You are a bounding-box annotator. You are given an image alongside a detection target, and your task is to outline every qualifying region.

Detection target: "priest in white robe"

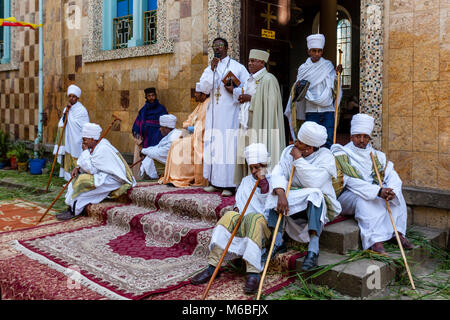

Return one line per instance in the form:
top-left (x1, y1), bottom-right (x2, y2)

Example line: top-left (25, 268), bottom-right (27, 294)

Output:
top-left (191, 143), bottom-right (273, 294)
top-left (53, 84), bottom-right (90, 181)
top-left (330, 114), bottom-right (413, 253)
top-left (201, 37), bottom-right (249, 196)
top-left (56, 123), bottom-right (136, 220)
top-left (233, 49), bottom-right (286, 185)
top-left (265, 121), bottom-right (341, 271)
top-left (140, 114), bottom-right (182, 179)
top-left (284, 34), bottom-right (342, 148)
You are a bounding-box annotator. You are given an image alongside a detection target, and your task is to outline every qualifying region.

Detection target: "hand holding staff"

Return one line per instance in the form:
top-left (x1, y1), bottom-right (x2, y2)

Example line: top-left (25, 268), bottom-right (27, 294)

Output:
top-left (256, 165), bottom-right (295, 300)
top-left (370, 152), bottom-right (415, 290)
top-left (37, 116), bottom-right (122, 224)
top-left (46, 106), bottom-right (71, 192)
top-left (202, 178), bottom-right (260, 300)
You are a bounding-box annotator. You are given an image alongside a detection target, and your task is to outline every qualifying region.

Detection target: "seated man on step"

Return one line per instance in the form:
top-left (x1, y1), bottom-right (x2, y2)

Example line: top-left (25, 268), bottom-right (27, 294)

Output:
top-left (190, 143), bottom-right (273, 295)
top-left (139, 114), bottom-right (182, 180)
top-left (330, 113), bottom-right (413, 254)
top-left (264, 121), bottom-right (342, 271)
top-left (56, 123), bottom-right (136, 221)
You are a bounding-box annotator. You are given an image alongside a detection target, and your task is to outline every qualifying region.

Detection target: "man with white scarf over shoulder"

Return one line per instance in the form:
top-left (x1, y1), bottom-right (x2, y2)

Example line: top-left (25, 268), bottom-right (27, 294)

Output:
top-left (331, 114), bottom-right (413, 254)
top-left (284, 34), bottom-right (342, 148)
top-left (190, 143), bottom-right (273, 295)
top-left (56, 123), bottom-right (136, 221)
top-left (54, 84), bottom-right (90, 181)
top-left (265, 121), bottom-right (341, 271)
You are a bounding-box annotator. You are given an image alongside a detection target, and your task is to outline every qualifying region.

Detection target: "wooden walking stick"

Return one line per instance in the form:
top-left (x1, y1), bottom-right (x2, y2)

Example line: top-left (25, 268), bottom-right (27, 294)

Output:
top-left (202, 178), bottom-right (260, 300)
top-left (333, 48), bottom-right (343, 145)
top-left (370, 152), bottom-right (415, 290)
top-left (256, 166), bottom-right (295, 300)
top-left (45, 107), bottom-right (70, 193)
top-left (37, 115), bottom-right (122, 224)
top-left (130, 156), bottom-right (145, 169)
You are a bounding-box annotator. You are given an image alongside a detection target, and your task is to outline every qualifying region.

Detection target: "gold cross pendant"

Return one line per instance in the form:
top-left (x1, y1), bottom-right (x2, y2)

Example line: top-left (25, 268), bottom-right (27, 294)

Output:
top-left (215, 88), bottom-right (221, 103)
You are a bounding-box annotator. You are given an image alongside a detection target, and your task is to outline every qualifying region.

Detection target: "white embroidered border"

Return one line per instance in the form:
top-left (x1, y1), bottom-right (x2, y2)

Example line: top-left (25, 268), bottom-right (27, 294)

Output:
top-left (10, 240), bottom-right (130, 300)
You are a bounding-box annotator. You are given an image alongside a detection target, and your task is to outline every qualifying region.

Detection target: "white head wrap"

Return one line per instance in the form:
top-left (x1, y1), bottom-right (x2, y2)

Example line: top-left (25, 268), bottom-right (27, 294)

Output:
top-left (249, 49), bottom-right (270, 63)
top-left (82, 123), bottom-right (102, 140)
top-left (159, 114), bottom-right (177, 129)
top-left (244, 143), bottom-right (269, 165)
top-left (307, 34), bottom-right (325, 50)
top-left (195, 82), bottom-right (209, 95)
top-left (67, 84), bottom-right (81, 98)
top-left (350, 113), bottom-right (375, 137)
top-left (297, 121), bottom-right (328, 147)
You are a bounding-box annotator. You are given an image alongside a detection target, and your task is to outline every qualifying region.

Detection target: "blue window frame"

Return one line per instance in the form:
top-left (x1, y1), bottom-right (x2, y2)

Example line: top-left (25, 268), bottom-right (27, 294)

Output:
top-left (103, 0), bottom-right (158, 51)
top-left (0, 0), bottom-right (11, 64)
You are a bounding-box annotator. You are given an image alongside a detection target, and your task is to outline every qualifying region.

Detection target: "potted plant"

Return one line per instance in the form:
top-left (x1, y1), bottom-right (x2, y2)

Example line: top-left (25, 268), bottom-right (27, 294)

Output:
top-left (0, 130), bottom-right (10, 169)
top-left (7, 142), bottom-right (30, 172)
top-left (29, 143), bottom-right (47, 175)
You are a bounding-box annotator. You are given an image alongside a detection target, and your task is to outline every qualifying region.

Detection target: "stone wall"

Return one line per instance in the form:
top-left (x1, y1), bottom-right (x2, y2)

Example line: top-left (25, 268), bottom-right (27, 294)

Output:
top-left (383, 0), bottom-right (449, 191)
top-left (42, 0), bottom-right (209, 154)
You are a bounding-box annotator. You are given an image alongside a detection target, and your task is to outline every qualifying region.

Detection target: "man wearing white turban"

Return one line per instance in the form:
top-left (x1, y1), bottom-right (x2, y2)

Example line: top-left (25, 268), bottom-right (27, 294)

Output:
top-left (264, 121), bottom-right (342, 270)
top-left (331, 113), bottom-right (413, 253)
top-left (191, 143), bottom-right (273, 294)
top-left (139, 114), bottom-right (182, 179)
top-left (233, 49), bottom-right (286, 185)
top-left (53, 84), bottom-right (90, 181)
top-left (56, 123), bottom-right (136, 220)
top-left (159, 83), bottom-right (210, 187)
top-left (284, 33), bottom-right (343, 148)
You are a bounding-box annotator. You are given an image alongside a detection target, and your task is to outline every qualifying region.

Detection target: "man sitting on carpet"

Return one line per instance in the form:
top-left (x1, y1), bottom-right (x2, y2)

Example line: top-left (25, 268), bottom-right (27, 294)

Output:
top-left (330, 113), bottom-right (413, 253)
top-left (190, 143), bottom-right (273, 294)
top-left (264, 121), bottom-right (341, 271)
top-left (56, 123), bottom-right (136, 221)
top-left (139, 114), bottom-right (182, 179)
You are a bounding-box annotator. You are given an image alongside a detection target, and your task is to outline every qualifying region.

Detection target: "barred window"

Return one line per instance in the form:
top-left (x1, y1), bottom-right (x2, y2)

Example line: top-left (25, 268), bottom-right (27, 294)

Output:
top-left (337, 18), bottom-right (351, 88)
top-left (113, 0), bottom-right (133, 49)
top-left (144, 9), bottom-right (157, 45)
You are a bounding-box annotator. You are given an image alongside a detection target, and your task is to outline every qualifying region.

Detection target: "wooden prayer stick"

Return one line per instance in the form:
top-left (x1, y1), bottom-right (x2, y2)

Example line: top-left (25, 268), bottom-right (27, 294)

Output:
top-left (202, 178), bottom-right (260, 300)
top-left (46, 108), bottom-right (70, 193)
top-left (256, 166), bottom-right (295, 300)
top-left (38, 176), bottom-right (74, 223)
top-left (37, 116), bottom-right (122, 224)
top-left (333, 49), bottom-right (343, 145)
top-left (370, 152), bottom-right (416, 290)
top-left (130, 156), bottom-right (144, 169)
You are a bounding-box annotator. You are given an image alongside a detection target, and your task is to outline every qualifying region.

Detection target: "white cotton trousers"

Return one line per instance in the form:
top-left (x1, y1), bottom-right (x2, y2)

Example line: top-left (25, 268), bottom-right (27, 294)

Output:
top-left (65, 175), bottom-right (123, 216)
top-left (338, 190), bottom-right (407, 250)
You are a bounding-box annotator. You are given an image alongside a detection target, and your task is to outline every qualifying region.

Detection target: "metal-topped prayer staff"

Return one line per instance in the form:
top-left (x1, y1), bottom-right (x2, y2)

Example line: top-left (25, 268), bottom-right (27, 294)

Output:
top-left (201, 178), bottom-right (260, 300)
top-left (37, 116), bottom-right (122, 224)
top-left (333, 48), bottom-right (343, 145)
top-left (256, 165), bottom-right (295, 300)
top-left (370, 152), bottom-right (415, 290)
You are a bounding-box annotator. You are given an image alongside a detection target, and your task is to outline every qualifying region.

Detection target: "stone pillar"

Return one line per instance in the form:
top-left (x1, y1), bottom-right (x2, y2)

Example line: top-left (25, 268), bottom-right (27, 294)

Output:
top-left (320, 0), bottom-right (337, 64)
top-left (359, 0), bottom-right (384, 149)
top-left (208, 0), bottom-right (241, 60)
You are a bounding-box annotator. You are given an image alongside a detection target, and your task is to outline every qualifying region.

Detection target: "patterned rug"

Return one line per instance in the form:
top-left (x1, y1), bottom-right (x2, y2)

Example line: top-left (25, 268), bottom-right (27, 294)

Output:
top-left (1, 183), bottom-right (306, 300)
top-left (0, 199), bottom-right (57, 232)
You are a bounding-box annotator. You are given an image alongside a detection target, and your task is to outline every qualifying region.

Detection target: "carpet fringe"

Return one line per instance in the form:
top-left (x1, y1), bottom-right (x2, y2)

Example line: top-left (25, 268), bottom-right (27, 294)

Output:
top-left (10, 240), bottom-right (130, 300)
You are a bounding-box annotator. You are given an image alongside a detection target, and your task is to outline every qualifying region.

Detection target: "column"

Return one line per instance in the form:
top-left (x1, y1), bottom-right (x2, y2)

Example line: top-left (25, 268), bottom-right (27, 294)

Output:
top-left (320, 0), bottom-right (337, 64)
top-left (128, 0), bottom-right (145, 47)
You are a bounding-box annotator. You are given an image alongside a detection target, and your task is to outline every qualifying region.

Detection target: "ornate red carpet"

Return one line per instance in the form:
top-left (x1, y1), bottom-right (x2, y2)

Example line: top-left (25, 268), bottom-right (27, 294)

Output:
top-left (0, 184), bottom-right (306, 300)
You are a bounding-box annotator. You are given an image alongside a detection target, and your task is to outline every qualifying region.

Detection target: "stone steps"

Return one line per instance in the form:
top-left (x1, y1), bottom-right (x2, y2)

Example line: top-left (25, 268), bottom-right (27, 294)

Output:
top-left (319, 218), bottom-right (361, 254)
top-left (295, 225), bottom-right (446, 298)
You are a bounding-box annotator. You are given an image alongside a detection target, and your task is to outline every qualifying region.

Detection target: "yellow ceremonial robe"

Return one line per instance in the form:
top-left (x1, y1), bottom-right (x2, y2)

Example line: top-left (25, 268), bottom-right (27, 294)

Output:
top-left (159, 98), bottom-right (209, 187)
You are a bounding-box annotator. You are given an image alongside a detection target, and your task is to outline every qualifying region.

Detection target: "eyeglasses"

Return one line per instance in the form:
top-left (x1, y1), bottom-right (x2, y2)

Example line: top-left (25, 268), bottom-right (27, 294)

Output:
top-left (212, 43), bottom-right (225, 49)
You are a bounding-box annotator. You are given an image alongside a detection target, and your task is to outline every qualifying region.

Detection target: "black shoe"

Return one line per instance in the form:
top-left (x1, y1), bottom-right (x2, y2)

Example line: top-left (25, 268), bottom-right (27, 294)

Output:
top-left (243, 273), bottom-right (261, 295)
top-left (56, 210), bottom-right (75, 221)
top-left (261, 242), bottom-right (287, 265)
top-left (301, 251), bottom-right (319, 271)
top-left (190, 265), bottom-right (218, 285)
